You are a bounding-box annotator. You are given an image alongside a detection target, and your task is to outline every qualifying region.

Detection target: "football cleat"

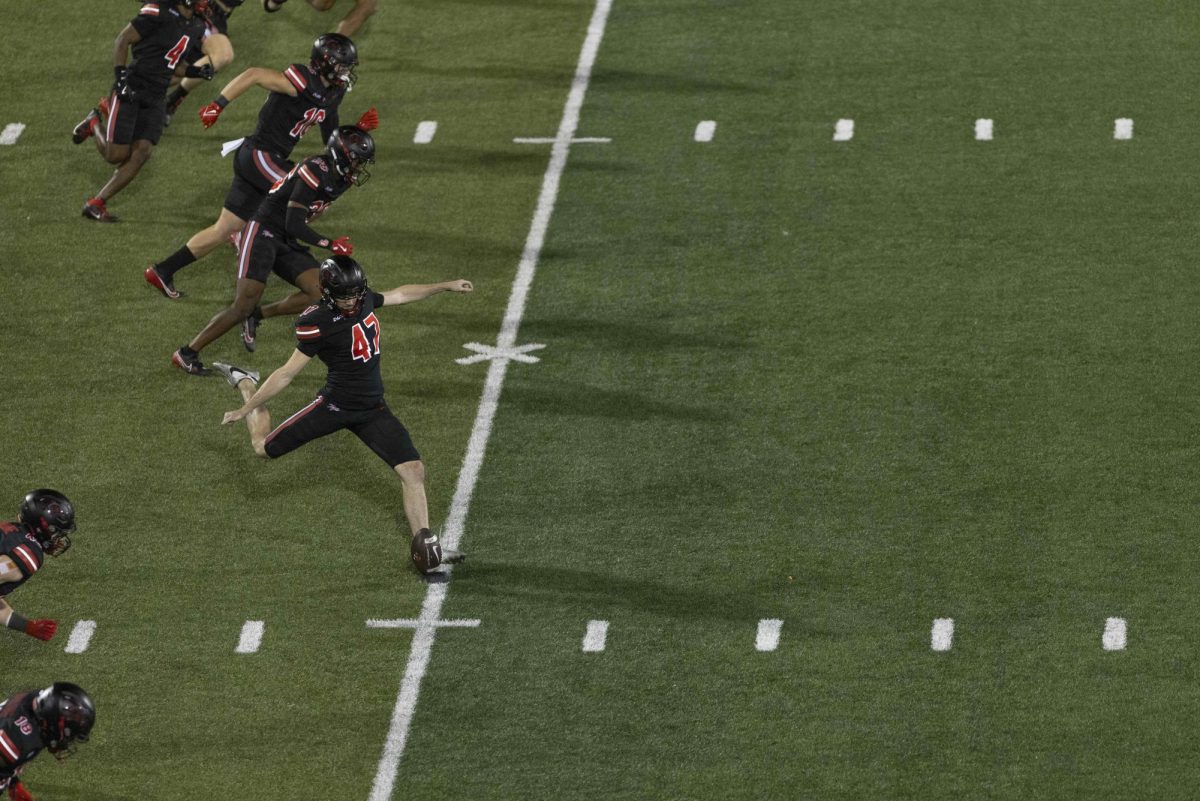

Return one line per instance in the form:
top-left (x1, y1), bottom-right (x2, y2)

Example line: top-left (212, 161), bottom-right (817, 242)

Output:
top-left (71, 110), bottom-right (99, 145)
top-left (81, 198), bottom-right (118, 223)
top-left (241, 316), bottom-right (257, 352)
top-left (212, 362), bottom-right (260, 387)
top-left (171, 348), bottom-right (212, 376)
top-left (144, 265), bottom-right (184, 299)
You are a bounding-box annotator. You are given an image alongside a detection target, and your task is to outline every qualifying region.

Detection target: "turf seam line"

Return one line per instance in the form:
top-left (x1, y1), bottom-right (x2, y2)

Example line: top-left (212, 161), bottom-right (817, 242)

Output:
top-left (513, 136), bottom-right (611, 144)
top-left (366, 2), bottom-right (613, 799)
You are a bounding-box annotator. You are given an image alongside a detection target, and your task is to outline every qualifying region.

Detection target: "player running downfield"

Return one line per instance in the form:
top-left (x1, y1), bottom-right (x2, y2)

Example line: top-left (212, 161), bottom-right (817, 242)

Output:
top-left (171, 125), bottom-right (374, 375)
top-left (164, 0), bottom-right (245, 126)
top-left (0, 683), bottom-right (95, 801)
top-left (145, 33), bottom-right (375, 300)
top-left (0, 490), bottom-right (78, 644)
top-left (262, 0), bottom-right (377, 38)
top-left (71, 0), bottom-right (214, 223)
top-left (218, 256), bottom-right (473, 574)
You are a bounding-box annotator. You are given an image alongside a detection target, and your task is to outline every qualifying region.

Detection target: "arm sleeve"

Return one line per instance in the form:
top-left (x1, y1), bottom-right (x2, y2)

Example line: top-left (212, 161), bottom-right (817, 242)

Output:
top-left (283, 179), bottom-right (331, 247)
top-left (319, 105), bottom-right (341, 143)
top-left (370, 291), bottom-right (385, 308)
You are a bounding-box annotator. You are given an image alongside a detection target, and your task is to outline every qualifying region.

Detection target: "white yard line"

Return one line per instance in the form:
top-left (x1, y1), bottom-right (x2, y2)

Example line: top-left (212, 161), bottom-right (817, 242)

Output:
top-left (64, 620), bottom-right (96, 654)
top-left (514, 136), bottom-right (611, 144)
top-left (413, 121), bottom-right (438, 144)
top-left (975, 118), bottom-right (993, 141)
top-left (366, 618), bottom-right (481, 628)
top-left (367, 3), bottom-right (613, 799)
top-left (755, 619), bottom-right (782, 652)
top-left (235, 620), bottom-right (265, 653)
top-left (1102, 617), bottom-right (1127, 651)
top-left (694, 120), bottom-right (716, 142)
top-left (833, 118), bottom-right (854, 141)
top-left (1114, 118), bottom-right (1133, 140)
top-left (0, 123), bottom-right (25, 146)
top-left (931, 618), bottom-right (954, 651)
top-left (582, 620), bottom-right (609, 652)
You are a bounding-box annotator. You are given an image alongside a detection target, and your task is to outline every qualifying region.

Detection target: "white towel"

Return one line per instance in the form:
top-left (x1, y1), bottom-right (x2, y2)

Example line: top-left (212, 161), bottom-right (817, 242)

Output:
top-left (221, 137), bottom-right (245, 157)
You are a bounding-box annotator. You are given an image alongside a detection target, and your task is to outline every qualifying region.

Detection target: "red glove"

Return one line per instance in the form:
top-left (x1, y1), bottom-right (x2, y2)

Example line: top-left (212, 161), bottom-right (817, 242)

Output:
top-left (355, 107), bottom-right (379, 132)
top-left (330, 236), bottom-right (353, 256)
top-left (24, 619), bottom-right (57, 642)
top-left (9, 780), bottom-right (34, 801)
top-left (199, 102), bottom-right (223, 129)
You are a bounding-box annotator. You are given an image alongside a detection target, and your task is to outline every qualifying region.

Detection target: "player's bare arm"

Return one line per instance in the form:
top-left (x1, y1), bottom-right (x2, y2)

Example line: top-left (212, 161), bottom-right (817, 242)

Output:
top-left (0, 557), bottom-right (20, 586)
top-left (381, 280), bottom-right (473, 306)
top-left (219, 67), bottom-right (299, 103)
top-left (112, 24), bottom-right (142, 68)
top-left (222, 349), bottom-right (312, 423)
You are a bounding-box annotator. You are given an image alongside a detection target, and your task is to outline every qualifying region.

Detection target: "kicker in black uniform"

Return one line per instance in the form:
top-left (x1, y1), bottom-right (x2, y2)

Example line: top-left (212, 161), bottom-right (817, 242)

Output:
top-left (0, 491), bottom-right (77, 643)
top-left (218, 256), bottom-right (473, 574)
top-left (0, 683), bottom-right (95, 801)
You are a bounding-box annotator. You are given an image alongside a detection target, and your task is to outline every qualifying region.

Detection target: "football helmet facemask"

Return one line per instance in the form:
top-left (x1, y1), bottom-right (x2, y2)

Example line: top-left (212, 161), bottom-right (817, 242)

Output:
top-left (179, 0), bottom-right (211, 17)
top-left (311, 33), bottom-right (358, 90)
top-left (34, 682), bottom-right (95, 760)
top-left (326, 125), bottom-right (375, 186)
top-left (319, 255), bottom-right (368, 316)
top-left (19, 489), bottom-right (75, 557)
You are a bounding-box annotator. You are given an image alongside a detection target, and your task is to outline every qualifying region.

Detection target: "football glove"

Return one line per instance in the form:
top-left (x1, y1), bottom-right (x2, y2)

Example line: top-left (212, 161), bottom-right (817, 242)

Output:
top-left (9, 780), bottom-right (33, 801)
top-left (112, 66), bottom-right (138, 102)
top-left (330, 236), bottom-right (354, 256)
top-left (355, 107), bottom-right (379, 132)
top-left (199, 102), bottom-right (223, 128)
top-left (25, 619), bottom-right (57, 642)
top-left (185, 63), bottom-right (216, 81)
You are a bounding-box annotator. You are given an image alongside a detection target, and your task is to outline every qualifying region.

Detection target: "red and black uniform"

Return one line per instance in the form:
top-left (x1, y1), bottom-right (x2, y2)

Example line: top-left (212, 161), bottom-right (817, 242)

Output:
top-left (223, 63), bottom-right (346, 220)
top-left (0, 693), bottom-right (44, 792)
top-left (235, 154), bottom-right (351, 286)
top-left (0, 523), bottom-right (43, 598)
top-left (107, 1), bottom-right (209, 146)
top-left (265, 292), bottom-right (422, 467)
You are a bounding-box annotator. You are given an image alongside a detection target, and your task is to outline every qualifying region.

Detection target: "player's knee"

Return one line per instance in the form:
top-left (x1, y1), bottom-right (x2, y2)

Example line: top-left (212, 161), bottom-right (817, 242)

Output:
top-left (131, 143), bottom-right (155, 165)
top-left (253, 440), bottom-right (270, 458)
top-left (104, 145), bottom-right (128, 165)
top-left (232, 296), bottom-right (258, 318)
top-left (395, 459), bottom-right (425, 485)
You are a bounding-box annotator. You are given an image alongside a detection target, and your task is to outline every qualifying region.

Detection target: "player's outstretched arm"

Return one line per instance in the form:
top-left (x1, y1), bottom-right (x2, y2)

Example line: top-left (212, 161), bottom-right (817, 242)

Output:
top-left (217, 67), bottom-right (298, 102)
top-left (222, 349), bottom-right (312, 424)
top-left (381, 280), bottom-right (473, 307)
top-left (0, 595), bottom-right (56, 642)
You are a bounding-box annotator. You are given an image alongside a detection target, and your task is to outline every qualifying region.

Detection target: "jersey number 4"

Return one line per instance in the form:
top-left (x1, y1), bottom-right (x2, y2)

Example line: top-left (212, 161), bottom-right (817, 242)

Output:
top-left (165, 35), bottom-right (191, 69)
top-left (351, 314), bottom-right (380, 363)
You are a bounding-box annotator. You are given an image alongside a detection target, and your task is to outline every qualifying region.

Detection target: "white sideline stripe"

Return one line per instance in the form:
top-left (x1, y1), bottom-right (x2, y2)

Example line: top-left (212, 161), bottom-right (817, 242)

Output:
top-left (0, 123), bottom-right (26, 145)
top-left (833, 118), bottom-right (854, 141)
top-left (1114, 118), bottom-right (1133, 140)
top-left (366, 618), bottom-right (481, 628)
top-left (1103, 617), bottom-right (1127, 651)
top-left (236, 620), bottom-right (265, 653)
top-left (413, 121), bottom-right (437, 144)
top-left (582, 620), bottom-right (609, 652)
top-left (755, 619), bottom-right (783, 652)
top-left (694, 120), bottom-right (716, 142)
top-left (931, 618), bottom-right (954, 651)
top-left (64, 620), bottom-right (96, 654)
top-left (975, 118), bottom-right (993, 141)
top-left (514, 136), bottom-right (611, 144)
top-left (367, 3), bottom-right (612, 800)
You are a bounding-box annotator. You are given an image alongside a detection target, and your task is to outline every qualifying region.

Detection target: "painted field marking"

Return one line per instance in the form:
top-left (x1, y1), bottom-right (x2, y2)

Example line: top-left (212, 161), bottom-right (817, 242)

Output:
top-left (0, 123), bottom-right (25, 146)
top-left (1114, 118), bottom-right (1133, 140)
top-left (455, 341), bottom-right (545, 365)
top-left (367, 3), bottom-right (613, 800)
top-left (833, 118), bottom-right (854, 141)
top-left (413, 121), bottom-right (437, 144)
top-left (64, 620), bottom-right (96, 654)
top-left (367, 618), bottom-right (481, 629)
top-left (236, 620), bottom-right (265, 653)
top-left (975, 118), bottom-right (993, 141)
top-left (694, 120), bottom-right (716, 142)
top-left (582, 620), bottom-right (609, 652)
top-left (1103, 617), bottom-right (1127, 651)
top-left (514, 137), bottom-right (611, 144)
top-left (755, 619), bottom-right (783, 652)
top-left (931, 618), bottom-right (954, 651)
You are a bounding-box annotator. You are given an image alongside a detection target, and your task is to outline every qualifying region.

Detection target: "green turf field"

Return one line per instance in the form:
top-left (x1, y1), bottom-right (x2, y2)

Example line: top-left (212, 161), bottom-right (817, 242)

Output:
top-left (2, 0), bottom-right (1199, 799)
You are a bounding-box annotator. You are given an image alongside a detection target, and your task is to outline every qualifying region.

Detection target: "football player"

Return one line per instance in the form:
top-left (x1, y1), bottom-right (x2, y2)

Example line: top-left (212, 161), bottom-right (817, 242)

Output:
top-left (0, 683), bottom-right (96, 801)
top-left (145, 33), bottom-right (376, 300)
top-left (262, 0), bottom-right (378, 38)
top-left (0, 491), bottom-right (77, 644)
top-left (164, 0), bottom-right (244, 126)
top-left (171, 125), bottom-right (374, 374)
top-left (71, 0), bottom-right (215, 223)
top-left (219, 256), bottom-right (473, 574)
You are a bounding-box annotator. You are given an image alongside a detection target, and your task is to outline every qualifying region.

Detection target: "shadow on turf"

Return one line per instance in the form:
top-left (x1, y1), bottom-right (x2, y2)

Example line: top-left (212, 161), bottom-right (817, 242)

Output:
top-left (30, 785), bottom-right (132, 801)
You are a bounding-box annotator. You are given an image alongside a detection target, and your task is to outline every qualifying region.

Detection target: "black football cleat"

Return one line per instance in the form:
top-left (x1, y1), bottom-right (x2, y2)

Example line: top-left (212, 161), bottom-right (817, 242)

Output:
top-left (71, 109), bottom-right (99, 144)
top-left (144, 265), bottom-right (184, 299)
top-left (81, 198), bottom-right (118, 223)
top-left (171, 348), bottom-right (212, 376)
top-left (241, 316), bottom-right (257, 352)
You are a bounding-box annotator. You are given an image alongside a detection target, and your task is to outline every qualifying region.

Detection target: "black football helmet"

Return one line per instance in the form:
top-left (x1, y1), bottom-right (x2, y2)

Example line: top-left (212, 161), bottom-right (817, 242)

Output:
top-left (19, 489), bottom-right (75, 557)
top-left (34, 683), bottom-right (95, 760)
top-left (311, 33), bottom-right (358, 90)
top-left (319, 255), bottom-right (369, 316)
top-left (326, 125), bottom-right (375, 186)
top-left (178, 0), bottom-right (211, 16)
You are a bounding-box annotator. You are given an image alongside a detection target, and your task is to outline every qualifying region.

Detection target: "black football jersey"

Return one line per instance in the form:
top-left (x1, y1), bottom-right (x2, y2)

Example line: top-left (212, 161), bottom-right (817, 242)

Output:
top-left (248, 63), bottom-right (345, 158)
top-left (295, 292), bottom-right (388, 410)
top-left (0, 523), bottom-right (43, 599)
top-left (128, 2), bottom-right (209, 93)
top-left (0, 693), bottom-right (44, 784)
top-left (253, 155), bottom-right (352, 241)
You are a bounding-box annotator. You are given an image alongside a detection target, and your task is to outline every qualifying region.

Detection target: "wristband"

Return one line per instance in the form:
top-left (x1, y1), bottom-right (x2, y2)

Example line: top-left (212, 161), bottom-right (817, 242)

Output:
top-left (114, 65), bottom-right (127, 81)
top-left (5, 613), bottom-right (28, 632)
top-left (216, 94), bottom-right (230, 109)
